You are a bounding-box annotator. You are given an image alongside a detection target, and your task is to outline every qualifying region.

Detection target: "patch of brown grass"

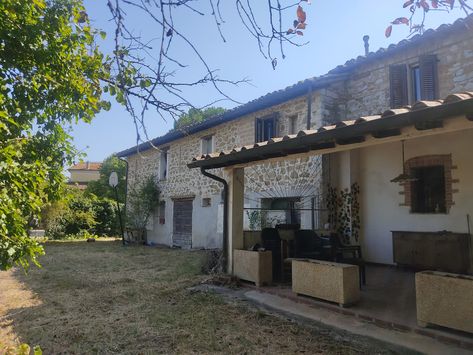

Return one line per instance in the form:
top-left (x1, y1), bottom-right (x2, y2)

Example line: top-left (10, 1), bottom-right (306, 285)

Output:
top-left (1, 241), bottom-right (399, 354)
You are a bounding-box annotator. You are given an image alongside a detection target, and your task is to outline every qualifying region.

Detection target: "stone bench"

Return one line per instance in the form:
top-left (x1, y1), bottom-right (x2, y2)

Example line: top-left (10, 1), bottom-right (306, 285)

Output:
top-left (233, 249), bottom-right (272, 287)
top-left (291, 259), bottom-right (360, 307)
top-left (416, 271), bottom-right (473, 334)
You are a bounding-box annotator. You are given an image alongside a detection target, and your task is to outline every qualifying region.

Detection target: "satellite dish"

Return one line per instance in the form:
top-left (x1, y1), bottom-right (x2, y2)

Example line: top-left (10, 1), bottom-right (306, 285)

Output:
top-left (109, 171), bottom-right (119, 188)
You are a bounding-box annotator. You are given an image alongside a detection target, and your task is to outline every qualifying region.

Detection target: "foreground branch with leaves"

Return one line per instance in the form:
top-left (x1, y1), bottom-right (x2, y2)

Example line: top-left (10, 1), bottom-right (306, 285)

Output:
top-left (386, 0), bottom-right (471, 37)
top-left (0, 0), bottom-right (108, 270)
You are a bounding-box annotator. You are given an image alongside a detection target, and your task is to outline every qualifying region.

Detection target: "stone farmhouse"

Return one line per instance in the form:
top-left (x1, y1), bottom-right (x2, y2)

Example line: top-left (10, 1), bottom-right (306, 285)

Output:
top-left (117, 16), bottom-right (473, 257)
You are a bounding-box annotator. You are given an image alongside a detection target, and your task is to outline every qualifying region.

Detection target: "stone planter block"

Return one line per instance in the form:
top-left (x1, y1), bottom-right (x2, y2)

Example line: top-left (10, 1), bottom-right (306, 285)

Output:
top-left (416, 271), bottom-right (473, 334)
top-left (292, 259), bottom-right (360, 307)
top-left (233, 250), bottom-right (272, 287)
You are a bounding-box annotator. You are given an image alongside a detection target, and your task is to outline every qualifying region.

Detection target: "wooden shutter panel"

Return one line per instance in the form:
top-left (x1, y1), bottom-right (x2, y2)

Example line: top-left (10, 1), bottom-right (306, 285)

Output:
top-left (419, 55), bottom-right (439, 100)
top-left (274, 114), bottom-right (280, 137)
top-left (255, 118), bottom-right (262, 142)
top-left (389, 64), bottom-right (408, 108)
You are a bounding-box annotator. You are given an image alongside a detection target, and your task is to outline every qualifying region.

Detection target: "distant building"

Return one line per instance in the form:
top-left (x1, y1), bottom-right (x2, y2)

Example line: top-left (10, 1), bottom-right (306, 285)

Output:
top-left (68, 161), bottom-right (102, 189)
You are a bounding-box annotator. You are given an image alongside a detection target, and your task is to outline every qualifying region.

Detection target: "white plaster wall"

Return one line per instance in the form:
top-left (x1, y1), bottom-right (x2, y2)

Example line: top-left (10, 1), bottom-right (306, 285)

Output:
top-left (149, 197), bottom-right (173, 246)
top-left (357, 129), bottom-right (473, 264)
top-left (192, 194), bottom-right (223, 249)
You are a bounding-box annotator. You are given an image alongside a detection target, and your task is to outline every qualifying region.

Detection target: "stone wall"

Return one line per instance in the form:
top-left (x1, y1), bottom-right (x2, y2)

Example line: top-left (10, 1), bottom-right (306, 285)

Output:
top-left (125, 94), bottom-right (325, 246)
top-left (127, 94), bottom-right (324, 199)
top-left (124, 23), bottom-right (473, 247)
top-left (329, 26), bottom-right (473, 120)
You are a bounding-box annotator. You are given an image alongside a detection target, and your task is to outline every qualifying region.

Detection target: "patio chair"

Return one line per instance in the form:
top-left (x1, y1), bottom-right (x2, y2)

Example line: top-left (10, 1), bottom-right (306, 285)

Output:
top-left (329, 233), bottom-right (366, 287)
top-left (293, 230), bottom-right (326, 260)
top-left (261, 228), bottom-right (282, 281)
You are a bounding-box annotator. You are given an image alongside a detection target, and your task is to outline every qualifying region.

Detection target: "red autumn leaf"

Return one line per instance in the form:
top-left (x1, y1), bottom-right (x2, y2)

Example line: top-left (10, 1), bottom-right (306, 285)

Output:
top-left (297, 22), bottom-right (307, 30)
top-left (392, 17), bottom-right (409, 25)
top-left (287, 28), bottom-right (294, 35)
top-left (431, 0), bottom-right (439, 8)
top-left (403, 0), bottom-right (414, 8)
top-left (296, 30), bottom-right (304, 36)
top-left (420, 0), bottom-right (430, 11)
top-left (385, 25), bottom-right (393, 38)
top-left (297, 6), bottom-right (306, 23)
top-left (446, 0), bottom-right (455, 9)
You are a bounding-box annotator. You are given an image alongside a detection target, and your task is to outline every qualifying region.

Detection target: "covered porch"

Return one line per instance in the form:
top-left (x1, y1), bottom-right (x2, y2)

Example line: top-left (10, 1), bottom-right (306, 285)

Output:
top-left (188, 92), bottom-right (473, 339)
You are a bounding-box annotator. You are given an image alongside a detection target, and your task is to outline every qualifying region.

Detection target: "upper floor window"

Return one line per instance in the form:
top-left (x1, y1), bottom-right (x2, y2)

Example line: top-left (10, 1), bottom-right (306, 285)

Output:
top-left (389, 55), bottom-right (439, 108)
top-left (201, 135), bottom-right (214, 155)
top-left (411, 66), bottom-right (422, 103)
top-left (255, 114), bottom-right (279, 143)
top-left (159, 147), bottom-right (169, 180)
top-left (289, 114), bottom-right (298, 135)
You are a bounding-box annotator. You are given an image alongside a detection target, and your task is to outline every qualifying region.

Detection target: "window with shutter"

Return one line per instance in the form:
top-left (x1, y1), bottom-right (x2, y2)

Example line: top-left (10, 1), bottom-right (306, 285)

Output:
top-left (201, 135), bottom-right (213, 155)
top-left (411, 66), bottom-right (422, 102)
top-left (255, 114), bottom-right (279, 143)
top-left (389, 64), bottom-right (408, 108)
top-left (419, 55), bottom-right (439, 100)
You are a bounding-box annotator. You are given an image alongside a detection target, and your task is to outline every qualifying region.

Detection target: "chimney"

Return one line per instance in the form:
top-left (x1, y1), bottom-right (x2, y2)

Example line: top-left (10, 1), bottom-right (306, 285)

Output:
top-left (363, 35), bottom-right (370, 56)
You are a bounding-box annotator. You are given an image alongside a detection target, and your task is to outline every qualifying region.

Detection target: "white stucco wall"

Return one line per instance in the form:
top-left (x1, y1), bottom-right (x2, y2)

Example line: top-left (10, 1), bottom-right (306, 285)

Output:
top-left (356, 129), bottom-right (473, 264)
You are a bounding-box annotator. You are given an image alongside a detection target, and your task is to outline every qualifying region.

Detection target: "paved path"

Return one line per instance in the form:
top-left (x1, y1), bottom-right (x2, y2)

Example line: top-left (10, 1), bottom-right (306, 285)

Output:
top-left (195, 284), bottom-right (473, 355)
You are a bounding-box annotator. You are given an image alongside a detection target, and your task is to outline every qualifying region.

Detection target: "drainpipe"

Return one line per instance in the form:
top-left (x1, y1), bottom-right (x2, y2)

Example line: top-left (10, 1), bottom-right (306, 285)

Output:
top-left (200, 167), bottom-right (228, 272)
top-left (118, 156), bottom-right (129, 242)
top-left (307, 85), bottom-right (313, 130)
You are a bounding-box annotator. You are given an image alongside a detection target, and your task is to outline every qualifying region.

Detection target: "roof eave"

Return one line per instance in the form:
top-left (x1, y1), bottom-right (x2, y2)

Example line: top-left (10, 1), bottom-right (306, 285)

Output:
top-left (188, 98), bottom-right (473, 170)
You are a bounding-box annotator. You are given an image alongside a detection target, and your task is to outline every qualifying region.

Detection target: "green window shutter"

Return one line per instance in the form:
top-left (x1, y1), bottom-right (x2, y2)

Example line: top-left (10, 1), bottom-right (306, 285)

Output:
top-left (419, 55), bottom-right (439, 101)
top-left (389, 64), bottom-right (408, 108)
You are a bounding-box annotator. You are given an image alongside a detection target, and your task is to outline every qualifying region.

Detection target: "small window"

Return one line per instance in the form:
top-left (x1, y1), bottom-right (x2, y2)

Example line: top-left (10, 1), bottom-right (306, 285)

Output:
top-left (289, 115), bottom-right (298, 135)
top-left (159, 201), bottom-right (166, 224)
top-left (410, 165), bottom-right (446, 213)
top-left (201, 135), bottom-right (213, 155)
top-left (411, 66), bottom-right (421, 103)
top-left (159, 148), bottom-right (169, 180)
top-left (202, 197), bottom-right (211, 207)
top-left (390, 55), bottom-right (438, 107)
top-left (255, 114), bottom-right (279, 143)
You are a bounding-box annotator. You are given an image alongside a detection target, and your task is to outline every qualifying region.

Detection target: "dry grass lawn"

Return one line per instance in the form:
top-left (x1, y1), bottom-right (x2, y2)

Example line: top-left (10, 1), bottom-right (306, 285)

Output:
top-left (1, 240), bottom-right (401, 354)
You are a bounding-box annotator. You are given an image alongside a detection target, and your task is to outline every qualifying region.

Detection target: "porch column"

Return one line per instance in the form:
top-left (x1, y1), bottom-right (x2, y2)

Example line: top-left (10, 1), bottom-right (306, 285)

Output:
top-left (225, 167), bottom-right (245, 273)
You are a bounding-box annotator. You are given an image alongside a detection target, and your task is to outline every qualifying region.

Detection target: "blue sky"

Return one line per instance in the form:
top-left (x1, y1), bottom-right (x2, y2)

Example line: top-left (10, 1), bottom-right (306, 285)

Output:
top-left (75, 1), bottom-right (463, 162)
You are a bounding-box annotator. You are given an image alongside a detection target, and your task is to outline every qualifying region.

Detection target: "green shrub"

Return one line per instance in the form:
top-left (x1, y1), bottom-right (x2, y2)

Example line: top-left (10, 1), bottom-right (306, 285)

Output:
top-left (127, 175), bottom-right (160, 230)
top-left (93, 198), bottom-right (122, 236)
top-left (44, 188), bottom-right (122, 239)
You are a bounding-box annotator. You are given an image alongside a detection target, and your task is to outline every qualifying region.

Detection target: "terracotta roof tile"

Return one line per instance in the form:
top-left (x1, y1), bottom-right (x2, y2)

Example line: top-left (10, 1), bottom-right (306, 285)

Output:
top-left (68, 161), bottom-right (102, 171)
top-left (189, 92), bottom-right (473, 167)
